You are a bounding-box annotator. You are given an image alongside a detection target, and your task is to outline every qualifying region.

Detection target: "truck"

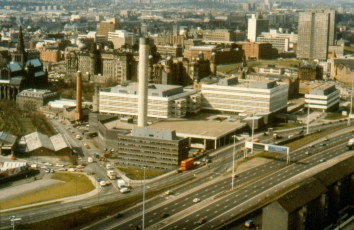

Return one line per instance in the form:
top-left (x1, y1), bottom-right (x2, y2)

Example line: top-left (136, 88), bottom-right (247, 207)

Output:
top-left (272, 133), bottom-right (282, 139)
top-left (107, 170), bottom-right (117, 179)
top-left (180, 158), bottom-right (194, 171)
top-left (346, 138), bottom-right (354, 150)
top-left (117, 179), bottom-right (126, 189)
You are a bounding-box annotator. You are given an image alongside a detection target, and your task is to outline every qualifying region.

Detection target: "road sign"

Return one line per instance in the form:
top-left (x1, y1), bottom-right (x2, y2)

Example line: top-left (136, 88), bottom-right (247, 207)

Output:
top-left (268, 145), bottom-right (288, 154)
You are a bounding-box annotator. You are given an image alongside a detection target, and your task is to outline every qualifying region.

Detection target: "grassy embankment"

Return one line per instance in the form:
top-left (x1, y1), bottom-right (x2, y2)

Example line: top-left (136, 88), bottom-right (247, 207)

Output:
top-left (0, 173), bottom-right (94, 209)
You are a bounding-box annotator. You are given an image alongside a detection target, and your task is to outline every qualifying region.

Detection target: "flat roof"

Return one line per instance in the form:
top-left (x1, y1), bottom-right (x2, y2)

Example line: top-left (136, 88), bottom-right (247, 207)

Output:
top-left (149, 114), bottom-right (247, 139)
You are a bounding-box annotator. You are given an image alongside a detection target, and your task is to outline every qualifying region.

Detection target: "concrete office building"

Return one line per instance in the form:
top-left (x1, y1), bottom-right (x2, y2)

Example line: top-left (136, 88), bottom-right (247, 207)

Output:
top-left (257, 37), bottom-right (289, 53)
top-left (297, 9), bottom-right (336, 60)
top-left (99, 83), bottom-right (201, 118)
top-left (115, 127), bottom-right (189, 170)
top-left (304, 83), bottom-right (340, 112)
top-left (247, 14), bottom-right (269, 42)
top-left (201, 77), bottom-right (288, 117)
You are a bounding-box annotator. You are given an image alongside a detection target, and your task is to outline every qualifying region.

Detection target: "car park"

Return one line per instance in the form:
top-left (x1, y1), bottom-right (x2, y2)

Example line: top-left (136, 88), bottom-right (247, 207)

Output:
top-left (193, 198), bottom-right (201, 203)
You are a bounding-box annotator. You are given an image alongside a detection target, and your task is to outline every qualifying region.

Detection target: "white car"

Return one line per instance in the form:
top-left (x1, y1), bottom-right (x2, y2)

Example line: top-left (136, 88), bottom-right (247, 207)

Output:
top-left (55, 164), bottom-right (65, 167)
top-left (193, 198), bottom-right (201, 203)
top-left (58, 168), bottom-right (67, 171)
top-left (165, 190), bottom-right (173, 195)
top-left (68, 168), bottom-right (76, 172)
top-left (100, 181), bottom-right (106, 187)
top-left (44, 163), bottom-right (53, 166)
top-left (77, 165), bottom-right (85, 169)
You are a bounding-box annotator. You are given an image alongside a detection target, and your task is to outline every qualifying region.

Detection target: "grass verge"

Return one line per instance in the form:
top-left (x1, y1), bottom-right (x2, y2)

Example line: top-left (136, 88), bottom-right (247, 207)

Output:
top-left (0, 173), bottom-right (94, 209)
top-left (7, 177), bottom-right (194, 230)
top-left (119, 167), bottom-right (166, 180)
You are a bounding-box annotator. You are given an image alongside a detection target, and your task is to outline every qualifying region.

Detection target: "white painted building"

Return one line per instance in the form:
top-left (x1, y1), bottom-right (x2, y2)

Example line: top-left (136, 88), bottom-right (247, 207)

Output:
top-left (304, 83), bottom-right (340, 112)
top-left (200, 77), bottom-right (288, 115)
top-left (99, 83), bottom-right (201, 118)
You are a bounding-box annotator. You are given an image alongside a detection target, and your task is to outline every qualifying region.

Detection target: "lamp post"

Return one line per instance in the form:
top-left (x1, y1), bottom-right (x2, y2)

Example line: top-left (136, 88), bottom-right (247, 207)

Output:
top-left (307, 102), bottom-right (310, 135)
top-left (9, 216), bottom-right (21, 230)
top-left (231, 135), bottom-right (236, 190)
top-left (251, 105), bottom-right (255, 156)
top-left (142, 166), bottom-right (147, 230)
top-left (348, 66), bottom-right (353, 126)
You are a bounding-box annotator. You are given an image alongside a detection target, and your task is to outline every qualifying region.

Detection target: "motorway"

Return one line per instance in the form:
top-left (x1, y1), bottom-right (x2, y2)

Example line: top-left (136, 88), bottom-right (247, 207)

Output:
top-left (0, 121), bottom-right (351, 229)
top-left (83, 124), bottom-right (353, 230)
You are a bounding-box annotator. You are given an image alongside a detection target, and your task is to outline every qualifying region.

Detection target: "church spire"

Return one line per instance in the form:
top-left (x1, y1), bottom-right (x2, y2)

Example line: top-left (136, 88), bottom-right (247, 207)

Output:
top-left (17, 26), bottom-right (26, 54)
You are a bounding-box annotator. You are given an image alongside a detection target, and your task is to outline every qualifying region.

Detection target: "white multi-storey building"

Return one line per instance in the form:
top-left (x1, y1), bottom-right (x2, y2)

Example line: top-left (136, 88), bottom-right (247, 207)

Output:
top-left (99, 83), bottom-right (201, 118)
top-left (200, 77), bottom-right (288, 115)
top-left (305, 83), bottom-right (340, 112)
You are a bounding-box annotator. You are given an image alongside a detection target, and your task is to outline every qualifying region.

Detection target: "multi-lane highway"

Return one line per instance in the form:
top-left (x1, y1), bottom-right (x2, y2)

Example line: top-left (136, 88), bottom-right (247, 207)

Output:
top-left (84, 126), bottom-right (354, 230)
top-left (0, 120), bottom-right (351, 229)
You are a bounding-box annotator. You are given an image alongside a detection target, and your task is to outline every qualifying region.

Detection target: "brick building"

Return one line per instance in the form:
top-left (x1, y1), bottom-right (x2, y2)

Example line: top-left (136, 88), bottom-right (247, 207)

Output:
top-left (39, 49), bottom-right (61, 63)
top-left (238, 42), bottom-right (273, 60)
top-left (298, 63), bottom-right (323, 81)
top-left (16, 89), bottom-right (60, 111)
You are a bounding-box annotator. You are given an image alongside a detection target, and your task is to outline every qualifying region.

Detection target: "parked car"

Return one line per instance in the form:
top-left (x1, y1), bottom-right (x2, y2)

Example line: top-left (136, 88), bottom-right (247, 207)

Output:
top-left (55, 164), bottom-right (65, 167)
top-left (44, 162), bottom-right (53, 166)
top-left (68, 168), bottom-right (76, 172)
top-left (58, 168), bottom-right (67, 171)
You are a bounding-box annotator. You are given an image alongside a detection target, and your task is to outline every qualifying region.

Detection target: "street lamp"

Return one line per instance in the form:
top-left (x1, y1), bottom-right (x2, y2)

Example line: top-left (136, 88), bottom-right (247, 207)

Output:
top-left (9, 215), bottom-right (21, 230)
top-left (231, 135), bottom-right (237, 190)
top-left (142, 166), bottom-right (147, 230)
top-left (348, 66), bottom-right (353, 126)
top-left (307, 102), bottom-right (310, 135)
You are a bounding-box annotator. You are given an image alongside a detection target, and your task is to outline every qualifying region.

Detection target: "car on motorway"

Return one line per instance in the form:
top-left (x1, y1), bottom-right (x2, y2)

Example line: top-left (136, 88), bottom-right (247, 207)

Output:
top-left (320, 158), bottom-right (326, 162)
top-left (309, 144), bottom-right (315, 148)
top-left (196, 217), bottom-right (206, 225)
top-left (165, 190), bottom-right (173, 195)
top-left (193, 198), bottom-right (201, 203)
top-left (160, 213), bottom-right (169, 218)
top-left (320, 142), bottom-right (326, 146)
top-left (305, 151), bottom-right (310, 155)
top-left (114, 213), bottom-right (124, 218)
top-left (324, 137), bottom-right (330, 141)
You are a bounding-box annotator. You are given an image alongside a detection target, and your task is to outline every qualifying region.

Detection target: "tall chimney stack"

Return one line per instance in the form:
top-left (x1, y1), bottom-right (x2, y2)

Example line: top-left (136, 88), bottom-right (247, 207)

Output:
top-left (138, 37), bottom-right (150, 127)
top-left (75, 71), bottom-right (83, 121)
top-left (92, 84), bottom-right (99, 113)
